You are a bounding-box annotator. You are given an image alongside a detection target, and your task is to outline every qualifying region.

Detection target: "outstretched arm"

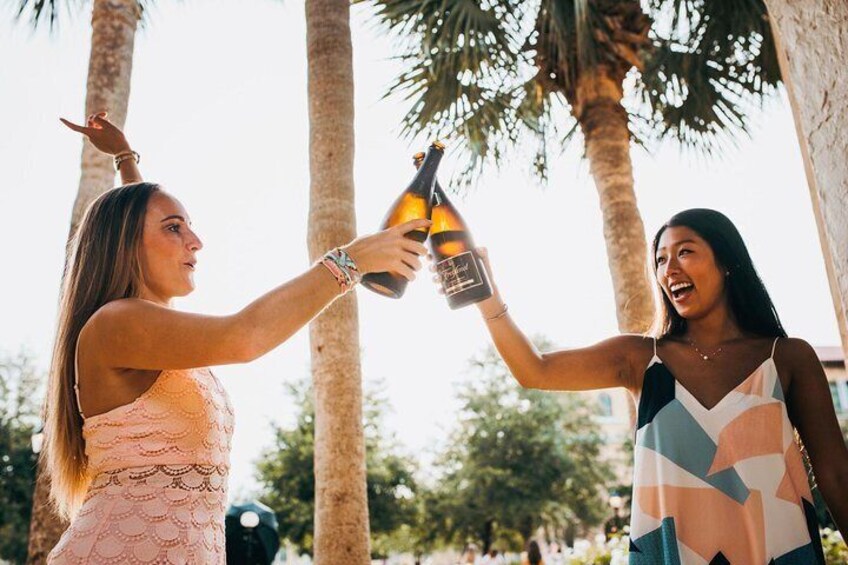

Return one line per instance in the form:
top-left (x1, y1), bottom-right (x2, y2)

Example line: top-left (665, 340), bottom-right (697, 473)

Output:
top-left (83, 219), bottom-right (430, 371)
top-left (469, 247), bottom-right (645, 392)
top-left (64, 113), bottom-right (431, 371)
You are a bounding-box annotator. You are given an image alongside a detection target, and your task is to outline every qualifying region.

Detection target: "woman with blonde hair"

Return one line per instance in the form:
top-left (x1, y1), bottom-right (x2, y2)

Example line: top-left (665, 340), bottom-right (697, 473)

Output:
top-left (45, 113), bottom-right (429, 563)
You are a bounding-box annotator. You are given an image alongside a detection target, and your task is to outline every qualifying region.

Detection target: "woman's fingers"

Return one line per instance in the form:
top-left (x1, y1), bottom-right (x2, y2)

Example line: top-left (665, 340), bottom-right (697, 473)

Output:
top-left (59, 118), bottom-right (90, 134)
top-left (476, 246), bottom-right (493, 277)
top-left (396, 263), bottom-right (416, 281)
top-left (92, 114), bottom-right (117, 131)
top-left (402, 252), bottom-right (422, 272)
top-left (402, 239), bottom-right (428, 256)
top-left (393, 218), bottom-right (431, 236)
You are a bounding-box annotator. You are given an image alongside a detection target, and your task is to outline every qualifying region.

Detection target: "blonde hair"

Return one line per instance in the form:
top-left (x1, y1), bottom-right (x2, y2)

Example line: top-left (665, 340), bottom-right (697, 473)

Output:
top-left (43, 182), bottom-right (160, 519)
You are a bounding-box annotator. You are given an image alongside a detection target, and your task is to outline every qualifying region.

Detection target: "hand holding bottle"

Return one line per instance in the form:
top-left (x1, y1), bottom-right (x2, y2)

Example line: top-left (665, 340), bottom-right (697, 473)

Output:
top-left (414, 152), bottom-right (493, 309)
top-left (361, 142), bottom-right (445, 298)
top-left (431, 246), bottom-right (503, 314)
top-left (472, 247), bottom-right (507, 317)
top-left (345, 219), bottom-right (430, 281)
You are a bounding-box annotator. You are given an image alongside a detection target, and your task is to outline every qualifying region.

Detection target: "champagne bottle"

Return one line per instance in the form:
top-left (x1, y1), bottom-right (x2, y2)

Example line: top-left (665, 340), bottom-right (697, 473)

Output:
top-left (413, 152), bottom-right (493, 309)
top-left (360, 141), bottom-right (445, 298)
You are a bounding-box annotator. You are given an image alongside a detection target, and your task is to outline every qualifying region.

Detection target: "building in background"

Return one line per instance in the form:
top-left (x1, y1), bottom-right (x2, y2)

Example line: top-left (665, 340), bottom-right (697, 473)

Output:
top-left (819, 347), bottom-right (848, 422)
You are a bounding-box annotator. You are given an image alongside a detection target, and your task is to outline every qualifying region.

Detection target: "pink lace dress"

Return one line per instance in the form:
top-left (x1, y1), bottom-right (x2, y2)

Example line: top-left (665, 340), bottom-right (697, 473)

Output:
top-left (48, 366), bottom-right (235, 564)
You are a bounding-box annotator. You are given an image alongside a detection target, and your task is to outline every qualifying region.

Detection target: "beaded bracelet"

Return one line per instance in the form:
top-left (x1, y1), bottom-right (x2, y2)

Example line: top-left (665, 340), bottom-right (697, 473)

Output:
top-left (319, 248), bottom-right (361, 294)
top-left (114, 150), bottom-right (140, 171)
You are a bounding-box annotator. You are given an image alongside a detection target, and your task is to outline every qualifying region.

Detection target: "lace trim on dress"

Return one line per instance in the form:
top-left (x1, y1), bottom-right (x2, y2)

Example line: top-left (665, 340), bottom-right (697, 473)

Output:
top-left (87, 464), bottom-right (228, 497)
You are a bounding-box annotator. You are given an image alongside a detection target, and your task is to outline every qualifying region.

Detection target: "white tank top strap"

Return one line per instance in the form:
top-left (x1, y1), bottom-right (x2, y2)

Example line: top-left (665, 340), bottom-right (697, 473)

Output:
top-left (770, 336), bottom-right (780, 359)
top-left (645, 335), bottom-right (660, 371)
top-left (73, 335), bottom-right (86, 420)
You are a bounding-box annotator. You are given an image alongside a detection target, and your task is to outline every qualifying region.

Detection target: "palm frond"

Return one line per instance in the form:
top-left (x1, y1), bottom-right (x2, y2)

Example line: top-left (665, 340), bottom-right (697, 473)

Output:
top-left (635, 0), bottom-right (780, 153)
top-left (12, 0), bottom-right (151, 31)
top-left (13, 0), bottom-right (64, 30)
top-left (364, 0), bottom-right (778, 185)
top-left (364, 0), bottom-right (551, 184)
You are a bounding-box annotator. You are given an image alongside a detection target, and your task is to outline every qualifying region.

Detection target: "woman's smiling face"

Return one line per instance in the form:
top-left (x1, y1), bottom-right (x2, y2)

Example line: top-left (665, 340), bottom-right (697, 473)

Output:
top-left (655, 225), bottom-right (728, 321)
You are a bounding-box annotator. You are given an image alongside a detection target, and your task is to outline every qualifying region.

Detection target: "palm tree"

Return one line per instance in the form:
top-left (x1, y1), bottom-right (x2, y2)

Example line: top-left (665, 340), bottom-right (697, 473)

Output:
top-left (362, 0), bottom-right (780, 337)
top-left (15, 1), bottom-right (143, 561)
top-left (305, 0), bottom-right (371, 562)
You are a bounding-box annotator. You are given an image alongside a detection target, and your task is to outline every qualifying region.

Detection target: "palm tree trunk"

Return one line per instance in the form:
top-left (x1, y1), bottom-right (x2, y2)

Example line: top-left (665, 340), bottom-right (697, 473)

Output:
top-left (577, 70), bottom-right (654, 336)
top-left (69, 0), bottom-right (141, 237)
top-left (305, 0), bottom-right (370, 563)
top-left (575, 69), bottom-right (654, 429)
top-left (765, 0), bottom-right (848, 364)
top-left (26, 470), bottom-right (67, 565)
top-left (28, 2), bottom-right (140, 562)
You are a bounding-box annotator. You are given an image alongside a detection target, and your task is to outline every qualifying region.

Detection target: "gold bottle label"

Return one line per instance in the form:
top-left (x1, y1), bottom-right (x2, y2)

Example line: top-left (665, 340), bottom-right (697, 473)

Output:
top-left (436, 251), bottom-right (484, 296)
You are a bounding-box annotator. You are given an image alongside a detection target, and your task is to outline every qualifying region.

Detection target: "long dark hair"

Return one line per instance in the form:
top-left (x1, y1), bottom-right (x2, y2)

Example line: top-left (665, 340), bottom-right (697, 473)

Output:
top-left (526, 540), bottom-right (542, 565)
top-left (44, 182), bottom-right (160, 519)
top-left (650, 208), bottom-right (786, 339)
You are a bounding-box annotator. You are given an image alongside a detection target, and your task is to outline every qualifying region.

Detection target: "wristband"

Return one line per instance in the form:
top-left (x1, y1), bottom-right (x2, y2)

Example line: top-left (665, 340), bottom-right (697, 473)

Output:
top-left (319, 248), bottom-right (361, 294)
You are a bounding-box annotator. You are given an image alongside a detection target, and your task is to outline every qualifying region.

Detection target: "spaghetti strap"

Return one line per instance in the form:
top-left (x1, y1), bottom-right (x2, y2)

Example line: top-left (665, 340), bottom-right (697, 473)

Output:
top-left (73, 336), bottom-right (86, 420)
top-left (652, 336), bottom-right (657, 358)
top-left (770, 337), bottom-right (780, 359)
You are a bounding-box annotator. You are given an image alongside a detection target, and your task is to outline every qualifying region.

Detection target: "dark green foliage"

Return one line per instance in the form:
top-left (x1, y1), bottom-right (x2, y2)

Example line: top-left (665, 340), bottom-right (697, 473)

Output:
top-left (254, 380), bottom-right (417, 557)
top-left (421, 344), bottom-right (613, 551)
top-left (0, 352), bottom-right (43, 564)
top-left (636, 0), bottom-right (780, 152)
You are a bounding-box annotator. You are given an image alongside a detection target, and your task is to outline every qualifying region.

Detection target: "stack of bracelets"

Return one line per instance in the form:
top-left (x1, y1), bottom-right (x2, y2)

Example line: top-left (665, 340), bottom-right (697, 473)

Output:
top-left (319, 248), bottom-right (362, 294)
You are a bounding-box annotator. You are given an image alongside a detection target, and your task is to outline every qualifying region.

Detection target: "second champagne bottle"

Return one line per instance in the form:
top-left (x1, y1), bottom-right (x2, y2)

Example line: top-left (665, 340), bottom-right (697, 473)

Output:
top-left (414, 152), bottom-right (493, 309)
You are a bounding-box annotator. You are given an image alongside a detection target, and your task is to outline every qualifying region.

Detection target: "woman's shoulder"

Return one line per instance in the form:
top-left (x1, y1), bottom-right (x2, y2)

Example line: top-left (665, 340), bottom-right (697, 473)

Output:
top-left (615, 333), bottom-right (658, 361)
top-left (773, 336), bottom-right (820, 369)
top-left (84, 298), bottom-right (165, 332)
top-left (80, 299), bottom-right (162, 350)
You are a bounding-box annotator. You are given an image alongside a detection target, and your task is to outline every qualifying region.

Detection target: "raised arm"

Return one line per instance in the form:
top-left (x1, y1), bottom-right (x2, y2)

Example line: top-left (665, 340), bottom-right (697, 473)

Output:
top-left (83, 219), bottom-right (429, 371)
top-left (785, 338), bottom-right (848, 542)
top-left (63, 112), bottom-right (430, 371)
top-left (471, 248), bottom-right (645, 392)
top-left (60, 112), bottom-right (142, 184)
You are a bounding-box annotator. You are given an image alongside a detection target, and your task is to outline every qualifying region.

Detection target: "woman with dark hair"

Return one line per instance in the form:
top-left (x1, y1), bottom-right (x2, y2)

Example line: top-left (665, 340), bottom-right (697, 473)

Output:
top-left (521, 540), bottom-right (543, 565)
top-left (469, 209), bottom-right (847, 563)
top-left (45, 113), bottom-right (429, 563)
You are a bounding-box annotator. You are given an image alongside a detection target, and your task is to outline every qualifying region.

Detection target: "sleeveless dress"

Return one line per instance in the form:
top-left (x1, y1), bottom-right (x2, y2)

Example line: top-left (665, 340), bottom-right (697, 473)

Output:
top-left (48, 343), bottom-right (235, 564)
top-left (629, 337), bottom-right (825, 564)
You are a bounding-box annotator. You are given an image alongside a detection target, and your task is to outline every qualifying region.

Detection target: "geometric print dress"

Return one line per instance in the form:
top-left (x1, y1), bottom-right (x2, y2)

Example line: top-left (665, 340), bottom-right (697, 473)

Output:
top-left (629, 338), bottom-right (825, 564)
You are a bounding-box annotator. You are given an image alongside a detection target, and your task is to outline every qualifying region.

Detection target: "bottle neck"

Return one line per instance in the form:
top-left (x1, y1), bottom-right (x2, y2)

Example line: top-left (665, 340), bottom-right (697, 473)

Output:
top-left (407, 148), bottom-right (443, 197)
top-left (433, 181), bottom-right (446, 205)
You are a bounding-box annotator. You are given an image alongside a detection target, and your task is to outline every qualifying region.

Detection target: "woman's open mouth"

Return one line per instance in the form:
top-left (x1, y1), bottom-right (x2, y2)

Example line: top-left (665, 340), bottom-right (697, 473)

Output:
top-left (670, 281), bottom-right (694, 301)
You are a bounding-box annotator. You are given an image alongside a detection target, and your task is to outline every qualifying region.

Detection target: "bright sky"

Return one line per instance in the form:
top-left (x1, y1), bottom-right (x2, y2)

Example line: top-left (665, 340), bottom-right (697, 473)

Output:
top-left (0, 0), bottom-right (839, 499)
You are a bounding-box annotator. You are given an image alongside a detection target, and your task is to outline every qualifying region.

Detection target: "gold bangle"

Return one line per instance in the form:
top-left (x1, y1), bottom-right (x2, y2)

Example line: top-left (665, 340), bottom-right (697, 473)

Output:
top-left (485, 303), bottom-right (508, 322)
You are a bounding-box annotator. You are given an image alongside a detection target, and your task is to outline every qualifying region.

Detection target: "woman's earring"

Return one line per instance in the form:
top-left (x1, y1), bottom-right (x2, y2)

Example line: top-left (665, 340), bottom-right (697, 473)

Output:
top-left (725, 271), bottom-right (731, 276)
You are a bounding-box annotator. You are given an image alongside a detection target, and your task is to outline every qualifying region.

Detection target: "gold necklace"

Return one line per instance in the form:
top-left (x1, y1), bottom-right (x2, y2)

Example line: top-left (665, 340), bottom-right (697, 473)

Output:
top-left (687, 339), bottom-right (723, 361)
